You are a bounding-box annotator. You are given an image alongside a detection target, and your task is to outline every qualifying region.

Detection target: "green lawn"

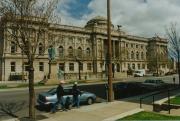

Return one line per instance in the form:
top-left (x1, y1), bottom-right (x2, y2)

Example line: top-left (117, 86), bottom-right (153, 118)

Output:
top-left (118, 111), bottom-right (180, 120)
top-left (170, 96), bottom-right (180, 105)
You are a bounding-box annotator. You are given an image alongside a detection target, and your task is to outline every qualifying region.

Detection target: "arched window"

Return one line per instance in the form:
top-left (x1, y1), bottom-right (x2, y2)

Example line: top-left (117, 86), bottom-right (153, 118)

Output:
top-left (131, 51), bottom-right (134, 59)
top-left (117, 63), bottom-right (120, 72)
top-left (141, 52), bottom-right (144, 60)
top-left (11, 41), bottom-right (16, 54)
top-left (38, 43), bottom-right (43, 55)
top-left (136, 51), bottom-right (139, 60)
top-left (77, 47), bottom-right (82, 58)
top-left (59, 46), bottom-right (64, 57)
top-left (86, 48), bottom-right (91, 56)
top-left (132, 63), bottom-right (135, 70)
top-left (68, 46), bottom-right (73, 57)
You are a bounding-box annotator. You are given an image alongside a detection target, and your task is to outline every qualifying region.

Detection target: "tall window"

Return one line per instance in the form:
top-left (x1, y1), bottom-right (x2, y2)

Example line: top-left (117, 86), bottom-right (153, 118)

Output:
top-left (141, 52), bottom-right (144, 60)
top-left (79, 63), bottom-right (83, 71)
top-left (138, 64), bottom-right (140, 69)
top-left (11, 41), bottom-right (16, 54)
top-left (68, 46), bottom-right (73, 57)
top-left (131, 51), bottom-right (134, 59)
top-left (86, 48), bottom-right (91, 57)
top-left (132, 63), bottom-right (135, 70)
top-left (39, 62), bottom-right (44, 71)
top-left (39, 43), bottom-right (43, 55)
top-left (59, 46), bottom-right (64, 57)
top-left (69, 63), bottom-right (74, 71)
top-left (142, 64), bottom-right (145, 69)
top-left (11, 62), bottom-right (16, 72)
top-left (117, 63), bottom-right (120, 72)
top-left (87, 63), bottom-right (92, 70)
top-left (59, 63), bottom-right (64, 71)
top-left (136, 51), bottom-right (139, 60)
top-left (24, 62), bottom-right (29, 71)
top-left (77, 47), bottom-right (82, 58)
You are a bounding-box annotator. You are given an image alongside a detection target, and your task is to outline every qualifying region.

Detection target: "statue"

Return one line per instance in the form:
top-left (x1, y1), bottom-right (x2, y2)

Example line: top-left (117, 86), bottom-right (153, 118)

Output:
top-left (48, 46), bottom-right (56, 60)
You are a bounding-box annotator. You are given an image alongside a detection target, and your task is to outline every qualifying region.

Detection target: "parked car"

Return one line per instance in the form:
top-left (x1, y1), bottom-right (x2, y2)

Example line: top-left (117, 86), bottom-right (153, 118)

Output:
top-left (37, 87), bottom-right (96, 108)
top-left (134, 69), bottom-right (145, 77)
top-left (141, 79), bottom-right (167, 90)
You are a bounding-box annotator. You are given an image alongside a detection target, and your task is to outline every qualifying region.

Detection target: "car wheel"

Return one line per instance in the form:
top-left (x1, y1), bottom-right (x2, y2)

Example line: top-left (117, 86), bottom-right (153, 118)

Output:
top-left (87, 98), bottom-right (94, 105)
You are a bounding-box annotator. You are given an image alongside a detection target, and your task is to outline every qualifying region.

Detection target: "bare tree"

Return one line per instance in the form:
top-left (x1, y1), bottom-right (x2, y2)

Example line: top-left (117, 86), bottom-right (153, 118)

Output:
top-left (0, 0), bottom-right (59, 120)
top-left (166, 23), bottom-right (180, 86)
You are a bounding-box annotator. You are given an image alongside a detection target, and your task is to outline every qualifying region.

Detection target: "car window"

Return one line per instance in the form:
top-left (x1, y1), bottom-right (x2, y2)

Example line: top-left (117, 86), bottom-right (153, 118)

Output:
top-left (48, 88), bottom-right (56, 94)
top-left (64, 89), bottom-right (73, 95)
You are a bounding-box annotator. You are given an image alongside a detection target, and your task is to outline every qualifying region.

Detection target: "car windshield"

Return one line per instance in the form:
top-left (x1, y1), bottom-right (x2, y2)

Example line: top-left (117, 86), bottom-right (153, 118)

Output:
top-left (48, 88), bottom-right (56, 94)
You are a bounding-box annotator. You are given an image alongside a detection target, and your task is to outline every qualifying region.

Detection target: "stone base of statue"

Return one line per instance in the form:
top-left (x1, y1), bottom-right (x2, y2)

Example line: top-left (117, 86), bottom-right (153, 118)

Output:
top-left (45, 60), bottom-right (59, 85)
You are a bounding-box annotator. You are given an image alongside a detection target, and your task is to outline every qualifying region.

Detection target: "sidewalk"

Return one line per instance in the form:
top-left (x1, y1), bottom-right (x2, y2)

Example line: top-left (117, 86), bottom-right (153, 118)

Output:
top-left (41, 101), bottom-right (142, 121)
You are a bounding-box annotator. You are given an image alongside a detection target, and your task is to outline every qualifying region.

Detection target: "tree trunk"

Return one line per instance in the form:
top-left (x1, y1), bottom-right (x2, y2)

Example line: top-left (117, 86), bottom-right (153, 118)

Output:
top-left (178, 56), bottom-right (180, 87)
top-left (28, 60), bottom-right (35, 120)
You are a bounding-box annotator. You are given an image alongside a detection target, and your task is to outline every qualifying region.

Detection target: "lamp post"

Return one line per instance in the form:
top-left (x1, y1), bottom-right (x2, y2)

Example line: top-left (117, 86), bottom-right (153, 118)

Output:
top-left (48, 45), bottom-right (54, 79)
top-left (107, 0), bottom-right (113, 102)
top-left (75, 56), bottom-right (81, 80)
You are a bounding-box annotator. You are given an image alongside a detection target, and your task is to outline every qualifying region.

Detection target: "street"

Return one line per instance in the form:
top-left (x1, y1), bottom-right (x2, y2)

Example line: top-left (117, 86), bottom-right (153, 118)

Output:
top-left (0, 74), bottom-right (179, 120)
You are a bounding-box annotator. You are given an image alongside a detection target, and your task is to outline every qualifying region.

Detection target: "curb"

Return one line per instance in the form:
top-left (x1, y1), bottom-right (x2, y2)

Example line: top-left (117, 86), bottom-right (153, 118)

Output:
top-left (102, 108), bottom-right (144, 121)
top-left (2, 118), bottom-right (19, 121)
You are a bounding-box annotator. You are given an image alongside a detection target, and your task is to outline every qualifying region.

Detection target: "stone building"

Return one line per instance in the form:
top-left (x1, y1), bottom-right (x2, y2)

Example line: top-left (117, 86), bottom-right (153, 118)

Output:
top-left (0, 16), bottom-right (169, 81)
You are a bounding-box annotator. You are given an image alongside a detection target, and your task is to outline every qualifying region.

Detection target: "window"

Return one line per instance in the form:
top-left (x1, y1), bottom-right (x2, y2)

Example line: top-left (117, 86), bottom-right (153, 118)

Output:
top-left (87, 63), bottom-right (92, 70)
top-left (11, 41), bottom-right (16, 54)
top-left (39, 62), bottom-right (44, 71)
top-left (24, 62), bottom-right (29, 71)
top-left (132, 63), bottom-right (135, 70)
top-left (100, 63), bottom-right (103, 68)
top-left (79, 63), bottom-right (83, 71)
top-left (128, 63), bottom-right (131, 69)
top-left (141, 52), bottom-right (144, 60)
top-left (141, 45), bottom-right (143, 49)
top-left (77, 47), bottom-right (82, 58)
top-left (126, 44), bottom-right (128, 48)
top-left (11, 62), bottom-right (16, 72)
top-left (69, 63), bottom-right (74, 71)
top-left (136, 45), bottom-right (138, 48)
top-left (59, 46), bottom-right (64, 57)
top-left (131, 44), bottom-right (134, 48)
top-left (59, 63), bottom-right (64, 71)
top-left (39, 43), bottom-right (43, 55)
top-left (68, 46), bottom-right (73, 57)
top-left (86, 48), bottom-right (91, 56)
top-left (138, 64), bottom-right (140, 69)
top-left (142, 64), bottom-right (145, 69)
top-left (117, 63), bottom-right (120, 72)
top-left (136, 51), bottom-right (139, 60)
top-left (131, 51), bottom-right (134, 59)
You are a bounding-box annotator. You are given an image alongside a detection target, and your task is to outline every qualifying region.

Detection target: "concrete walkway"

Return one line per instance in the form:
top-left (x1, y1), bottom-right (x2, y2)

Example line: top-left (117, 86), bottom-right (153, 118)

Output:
top-left (41, 101), bottom-right (142, 121)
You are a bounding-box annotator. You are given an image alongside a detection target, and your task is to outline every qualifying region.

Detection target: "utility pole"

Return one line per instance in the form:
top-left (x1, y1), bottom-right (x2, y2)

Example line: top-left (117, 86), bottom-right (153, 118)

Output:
top-left (107, 0), bottom-right (113, 102)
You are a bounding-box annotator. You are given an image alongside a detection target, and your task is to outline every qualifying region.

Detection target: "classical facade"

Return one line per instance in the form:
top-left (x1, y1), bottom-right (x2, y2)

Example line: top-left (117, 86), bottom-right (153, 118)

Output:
top-left (0, 16), bottom-right (169, 81)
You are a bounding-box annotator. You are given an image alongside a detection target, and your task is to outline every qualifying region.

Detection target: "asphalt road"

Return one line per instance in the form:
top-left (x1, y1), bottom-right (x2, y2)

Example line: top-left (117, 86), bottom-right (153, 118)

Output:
top-left (0, 74), bottom-right (179, 120)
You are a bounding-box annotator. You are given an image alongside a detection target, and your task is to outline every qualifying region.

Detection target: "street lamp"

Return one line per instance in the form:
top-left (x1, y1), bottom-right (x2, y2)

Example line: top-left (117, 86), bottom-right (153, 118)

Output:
top-left (48, 45), bottom-right (55, 79)
top-left (75, 56), bottom-right (81, 80)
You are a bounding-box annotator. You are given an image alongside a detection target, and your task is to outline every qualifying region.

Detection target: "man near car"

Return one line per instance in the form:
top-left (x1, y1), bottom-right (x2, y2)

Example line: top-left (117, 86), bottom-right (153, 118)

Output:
top-left (51, 80), bottom-right (66, 113)
top-left (72, 82), bottom-right (81, 108)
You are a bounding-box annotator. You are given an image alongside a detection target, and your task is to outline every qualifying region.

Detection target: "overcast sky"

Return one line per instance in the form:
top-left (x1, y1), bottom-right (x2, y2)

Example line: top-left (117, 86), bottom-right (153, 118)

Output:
top-left (56, 0), bottom-right (180, 38)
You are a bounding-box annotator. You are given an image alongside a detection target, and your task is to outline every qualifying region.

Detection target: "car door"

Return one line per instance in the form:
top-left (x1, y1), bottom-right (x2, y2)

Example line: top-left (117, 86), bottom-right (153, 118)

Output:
top-left (63, 89), bottom-right (73, 102)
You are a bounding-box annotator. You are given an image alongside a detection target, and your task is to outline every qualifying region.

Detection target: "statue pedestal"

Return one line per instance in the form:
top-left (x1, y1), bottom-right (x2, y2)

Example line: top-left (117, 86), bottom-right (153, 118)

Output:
top-left (46, 60), bottom-right (59, 85)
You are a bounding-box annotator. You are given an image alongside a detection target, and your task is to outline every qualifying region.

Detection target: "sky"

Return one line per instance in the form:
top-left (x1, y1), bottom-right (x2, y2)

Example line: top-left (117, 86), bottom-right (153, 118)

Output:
top-left (57, 0), bottom-right (180, 38)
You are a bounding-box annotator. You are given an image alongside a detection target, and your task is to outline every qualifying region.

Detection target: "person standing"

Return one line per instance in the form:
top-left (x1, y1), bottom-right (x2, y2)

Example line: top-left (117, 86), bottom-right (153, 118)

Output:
top-left (72, 82), bottom-right (81, 108)
top-left (51, 80), bottom-right (66, 113)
